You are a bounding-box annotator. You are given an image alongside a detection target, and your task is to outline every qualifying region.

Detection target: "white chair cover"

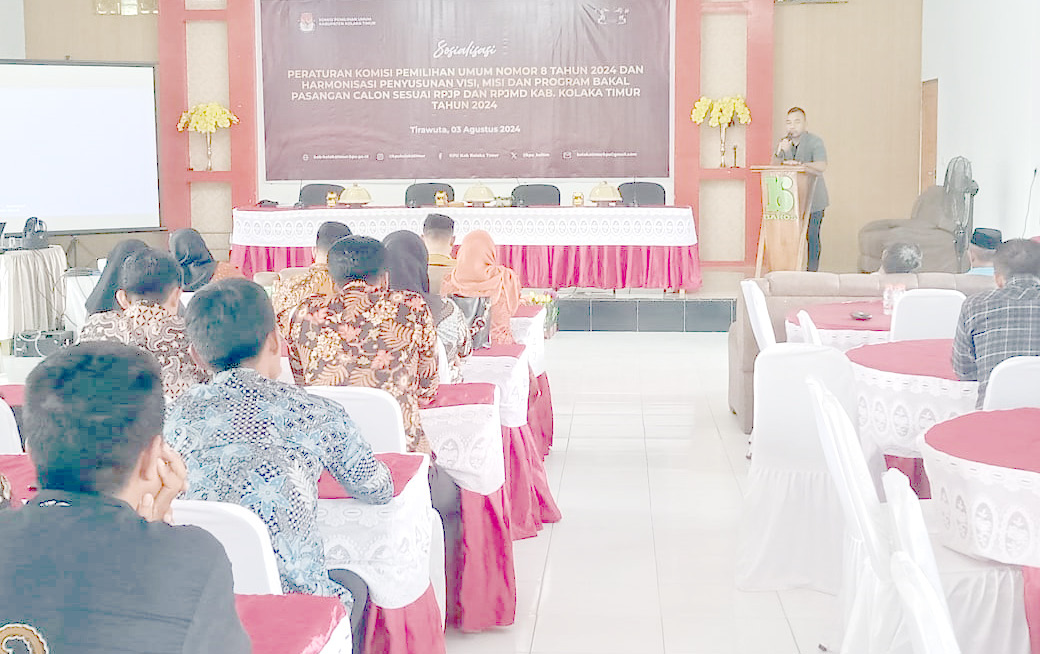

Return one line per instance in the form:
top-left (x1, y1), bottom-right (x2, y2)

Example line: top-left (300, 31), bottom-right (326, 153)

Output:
top-left (796, 310), bottom-right (823, 346)
top-left (171, 499), bottom-right (283, 595)
top-left (808, 382), bottom-right (1030, 654)
top-left (740, 279), bottom-right (776, 350)
top-left (736, 344), bottom-right (856, 594)
top-left (890, 553), bottom-right (963, 654)
top-left (276, 356), bottom-right (295, 385)
top-left (179, 290), bottom-right (195, 310)
top-left (0, 398), bottom-right (21, 454)
top-left (306, 386), bottom-right (407, 453)
top-left (982, 356), bottom-right (1040, 410)
top-left (434, 337), bottom-right (452, 385)
top-left (889, 289), bottom-right (966, 341)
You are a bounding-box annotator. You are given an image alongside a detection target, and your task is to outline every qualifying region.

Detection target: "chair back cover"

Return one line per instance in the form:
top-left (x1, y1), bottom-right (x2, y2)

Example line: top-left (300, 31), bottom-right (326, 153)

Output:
top-left (0, 398), bottom-right (21, 454)
top-left (618, 181), bottom-right (666, 206)
top-left (890, 553), bottom-right (964, 654)
top-left (434, 337), bottom-right (452, 384)
top-left (171, 499), bottom-right (283, 594)
top-left (299, 183), bottom-right (345, 207)
top-left (890, 289), bottom-right (966, 341)
top-left (741, 279), bottom-right (776, 351)
top-left (736, 344), bottom-right (855, 593)
top-left (882, 469), bottom-right (946, 600)
top-left (306, 386), bottom-right (408, 452)
top-left (982, 356), bottom-right (1040, 410)
top-left (276, 356), bottom-right (295, 385)
top-left (796, 310), bottom-right (823, 345)
top-left (405, 182), bottom-right (454, 207)
top-left (510, 184), bottom-right (560, 206)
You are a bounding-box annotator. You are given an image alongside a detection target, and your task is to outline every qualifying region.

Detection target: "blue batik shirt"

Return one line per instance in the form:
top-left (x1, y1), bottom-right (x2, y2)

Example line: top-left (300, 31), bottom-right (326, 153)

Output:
top-left (164, 368), bottom-right (393, 608)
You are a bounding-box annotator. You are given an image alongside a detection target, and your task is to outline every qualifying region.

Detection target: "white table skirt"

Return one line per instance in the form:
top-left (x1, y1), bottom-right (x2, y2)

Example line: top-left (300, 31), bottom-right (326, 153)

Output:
top-left (850, 362), bottom-right (978, 458)
top-left (0, 246), bottom-right (67, 341)
top-left (784, 321), bottom-right (890, 352)
top-left (232, 206), bottom-right (697, 248)
top-left (923, 441), bottom-right (1040, 567)
top-left (316, 454), bottom-right (434, 609)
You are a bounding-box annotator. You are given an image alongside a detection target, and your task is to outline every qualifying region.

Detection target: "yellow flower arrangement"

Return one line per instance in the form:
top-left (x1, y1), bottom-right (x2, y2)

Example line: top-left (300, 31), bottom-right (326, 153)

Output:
top-left (176, 102), bottom-right (239, 134)
top-left (690, 95), bottom-right (752, 167)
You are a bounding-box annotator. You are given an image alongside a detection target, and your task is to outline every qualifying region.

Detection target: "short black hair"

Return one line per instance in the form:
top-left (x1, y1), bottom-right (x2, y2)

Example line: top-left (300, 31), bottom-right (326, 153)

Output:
top-left (185, 278), bottom-right (275, 372)
top-left (881, 242), bottom-right (923, 274)
top-left (994, 239), bottom-right (1040, 278)
top-left (25, 342), bottom-right (165, 494)
top-left (119, 248), bottom-right (182, 303)
top-left (328, 235), bottom-right (385, 286)
top-left (315, 221), bottom-right (353, 254)
top-left (422, 213), bottom-right (455, 239)
top-left (787, 106), bottom-right (806, 118)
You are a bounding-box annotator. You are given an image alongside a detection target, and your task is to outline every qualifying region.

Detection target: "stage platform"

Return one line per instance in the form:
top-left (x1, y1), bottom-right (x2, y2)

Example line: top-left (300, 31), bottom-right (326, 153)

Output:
top-left (538, 270), bottom-right (744, 333)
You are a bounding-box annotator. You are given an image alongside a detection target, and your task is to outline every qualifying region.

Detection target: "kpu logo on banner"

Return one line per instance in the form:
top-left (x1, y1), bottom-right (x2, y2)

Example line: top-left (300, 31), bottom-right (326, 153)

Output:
top-left (299, 12), bottom-right (315, 32)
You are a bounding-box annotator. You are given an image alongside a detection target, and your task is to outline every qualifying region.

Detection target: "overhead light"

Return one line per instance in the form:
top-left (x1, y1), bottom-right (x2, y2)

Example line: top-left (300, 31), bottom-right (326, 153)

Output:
top-left (589, 181), bottom-right (621, 207)
top-left (464, 182), bottom-right (495, 207)
top-left (339, 183), bottom-right (372, 208)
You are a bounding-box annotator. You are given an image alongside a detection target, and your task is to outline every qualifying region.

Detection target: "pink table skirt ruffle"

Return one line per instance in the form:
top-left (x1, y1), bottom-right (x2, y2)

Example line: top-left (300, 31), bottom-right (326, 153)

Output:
top-left (449, 487), bottom-right (517, 632)
top-left (364, 584), bottom-right (445, 654)
top-left (232, 244), bottom-right (702, 290)
top-left (502, 424), bottom-right (562, 540)
top-left (527, 373), bottom-right (554, 458)
top-left (235, 594), bottom-right (346, 654)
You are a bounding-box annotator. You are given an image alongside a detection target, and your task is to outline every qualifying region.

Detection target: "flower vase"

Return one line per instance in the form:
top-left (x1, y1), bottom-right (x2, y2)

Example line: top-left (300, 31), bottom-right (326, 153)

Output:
top-left (204, 132), bottom-right (214, 172)
top-left (718, 125), bottom-right (728, 168)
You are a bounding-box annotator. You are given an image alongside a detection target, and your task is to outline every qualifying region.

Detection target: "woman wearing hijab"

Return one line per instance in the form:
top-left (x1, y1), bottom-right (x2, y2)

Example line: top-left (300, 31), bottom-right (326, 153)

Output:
top-left (440, 230), bottom-right (520, 345)
top-left (84, 238), bottom-right (149, 315)
top-left (383, 230), bottom-right (471, 383)
top-left (169, 228), bottom-right (243, 292)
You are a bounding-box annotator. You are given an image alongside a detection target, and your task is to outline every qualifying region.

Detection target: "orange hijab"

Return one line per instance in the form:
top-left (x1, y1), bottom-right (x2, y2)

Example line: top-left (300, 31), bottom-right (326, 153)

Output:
top-left (441, 230), bottom-right (520, 342)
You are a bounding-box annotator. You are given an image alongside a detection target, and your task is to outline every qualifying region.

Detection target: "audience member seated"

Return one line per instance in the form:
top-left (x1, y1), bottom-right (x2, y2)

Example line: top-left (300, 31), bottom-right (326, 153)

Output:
top-left (967, 228), bottom-right (1002, 276)
top-left (954, 238), bottom-right (1040, 407)
top-left (166, 278), bottom-right (393, 646)
top-left (422, 213), bottom-right (457, 295)
top-left (272, 220), bottom-right (352, 336)
top-left (880, 242), bottom-right (923, 274)
top-left (0, 342), bottom-right (250, 653)
top-left (441, 230), bottom-right (521, 345)
top-left (79, 248), bottom-right (209, 401)
top-left (83, 238), bottom-right (148, 315)
top-left (385, 230), bottom-right (472, 383)
top-left (287, 236), bottom-right (440, 453)
top-left (169, 228), bottom-right (244, 291)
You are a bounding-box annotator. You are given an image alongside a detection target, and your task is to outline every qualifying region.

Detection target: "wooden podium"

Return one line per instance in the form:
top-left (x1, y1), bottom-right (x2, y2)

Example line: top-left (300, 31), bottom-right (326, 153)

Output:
top-left (750, 165), bottom-right (821, 276)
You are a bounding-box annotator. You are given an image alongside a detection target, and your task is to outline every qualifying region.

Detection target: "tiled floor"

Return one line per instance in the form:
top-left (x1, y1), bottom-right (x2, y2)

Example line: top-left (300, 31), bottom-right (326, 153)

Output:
top-left (444, 332), bottom-right (840, 654)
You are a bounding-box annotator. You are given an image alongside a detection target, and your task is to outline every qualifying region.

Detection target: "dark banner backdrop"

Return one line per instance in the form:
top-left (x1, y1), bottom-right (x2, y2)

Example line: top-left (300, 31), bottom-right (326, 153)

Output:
top-left (260, 0), bottom-right (670, 180)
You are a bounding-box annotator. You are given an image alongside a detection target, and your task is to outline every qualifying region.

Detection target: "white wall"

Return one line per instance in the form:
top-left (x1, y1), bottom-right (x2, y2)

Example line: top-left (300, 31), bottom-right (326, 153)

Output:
top-left (0, 0), bottom-right (26, 59)
top-left (922, 0), bottom-right (1040, 238)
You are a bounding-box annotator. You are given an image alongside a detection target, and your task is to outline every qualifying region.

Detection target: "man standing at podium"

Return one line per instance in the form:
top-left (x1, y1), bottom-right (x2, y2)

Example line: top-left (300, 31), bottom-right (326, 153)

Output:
top-left (773, 107), bottom-right (829, 271)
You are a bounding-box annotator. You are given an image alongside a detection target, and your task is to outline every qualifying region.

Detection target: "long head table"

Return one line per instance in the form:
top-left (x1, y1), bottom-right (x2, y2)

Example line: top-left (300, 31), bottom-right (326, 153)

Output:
top-left (231, 206), bottom-right (701, 290)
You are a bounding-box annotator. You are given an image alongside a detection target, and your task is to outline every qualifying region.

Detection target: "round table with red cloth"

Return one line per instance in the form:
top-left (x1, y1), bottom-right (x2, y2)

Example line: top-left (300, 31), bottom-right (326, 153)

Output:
top-left (847, 339), bottom-right (979, 458)
top-left (784, 300), bottom-right (890, 351)
top-left (922, 408), bottom-right (1040, 654)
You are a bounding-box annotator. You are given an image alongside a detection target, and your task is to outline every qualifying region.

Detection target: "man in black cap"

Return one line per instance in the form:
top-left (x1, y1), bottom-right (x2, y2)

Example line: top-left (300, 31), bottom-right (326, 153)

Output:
top-left (967, 228), bottom-right (1002, 276)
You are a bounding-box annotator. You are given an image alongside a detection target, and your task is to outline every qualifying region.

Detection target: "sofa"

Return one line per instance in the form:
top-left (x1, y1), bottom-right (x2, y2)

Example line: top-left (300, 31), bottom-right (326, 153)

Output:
top-left (727, 271), bottom-right (996, 434)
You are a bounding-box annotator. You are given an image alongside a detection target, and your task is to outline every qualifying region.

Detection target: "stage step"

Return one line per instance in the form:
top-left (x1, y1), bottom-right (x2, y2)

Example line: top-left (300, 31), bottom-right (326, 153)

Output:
top-left (557, 297), bottom-right (735, 332)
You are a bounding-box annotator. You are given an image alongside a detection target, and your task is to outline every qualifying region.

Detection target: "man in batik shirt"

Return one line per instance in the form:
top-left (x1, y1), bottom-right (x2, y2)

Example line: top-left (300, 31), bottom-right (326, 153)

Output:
top-left (79, 248), bottom-right (208, 401)
top-left (272, 221), bottom-right (352, 336)
top-left (286, 236), bottom-right (439, 453)
top-left (165, 278), bottom-right (392, 647)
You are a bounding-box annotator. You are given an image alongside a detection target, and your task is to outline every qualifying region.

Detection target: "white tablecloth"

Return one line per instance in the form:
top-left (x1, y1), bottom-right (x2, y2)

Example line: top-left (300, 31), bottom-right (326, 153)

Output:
top-left (0, 246), bottom-right (67, 341)
top-left (232, 206), bottom-right (697, 248)
top-left (785, 321), bottom-right (891, 351)
top-left (316, 454), bottom-right (434, 609)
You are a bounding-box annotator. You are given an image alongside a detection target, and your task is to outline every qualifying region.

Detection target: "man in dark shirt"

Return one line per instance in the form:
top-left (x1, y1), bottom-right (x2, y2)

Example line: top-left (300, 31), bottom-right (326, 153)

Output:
top-left (953, 239), bottom-right (1040, 406)
top-left (0, 342), bottom-right (250, 654)
top-left (773, 106), bottom-right (829, 271)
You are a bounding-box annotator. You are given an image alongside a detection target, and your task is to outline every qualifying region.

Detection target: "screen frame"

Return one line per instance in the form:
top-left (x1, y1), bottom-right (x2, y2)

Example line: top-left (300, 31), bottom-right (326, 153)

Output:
top-left (0, 58), bottom-right (163, 236)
